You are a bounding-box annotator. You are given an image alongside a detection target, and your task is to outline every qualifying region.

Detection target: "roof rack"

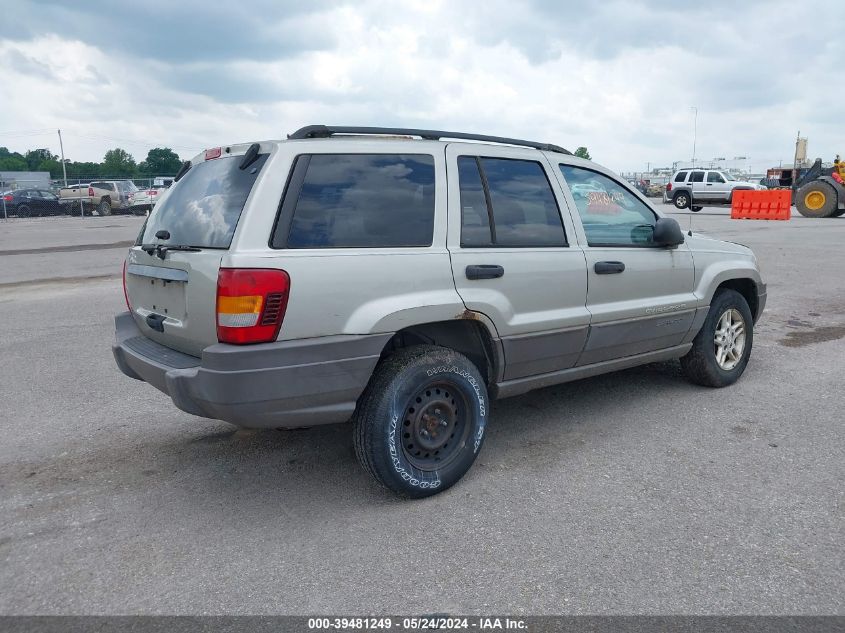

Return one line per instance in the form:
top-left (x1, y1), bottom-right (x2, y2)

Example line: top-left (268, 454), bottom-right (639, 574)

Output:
top-left (288, 125), bottom-right (572, 155)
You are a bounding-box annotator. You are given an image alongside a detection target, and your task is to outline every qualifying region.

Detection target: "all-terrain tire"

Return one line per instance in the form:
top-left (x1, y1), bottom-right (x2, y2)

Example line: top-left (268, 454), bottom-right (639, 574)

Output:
top-left (681, 289), bottom-right (754, 388)
top-left (353, 345), bottom-right (488, 498)
top-left (673, 191), bottom-right (691, 209)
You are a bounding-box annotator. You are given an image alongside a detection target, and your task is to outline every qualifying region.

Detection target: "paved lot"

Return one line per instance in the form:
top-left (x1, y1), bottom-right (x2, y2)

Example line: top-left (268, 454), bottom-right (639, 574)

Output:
top-left (0, 207), bottom-right (843, 615)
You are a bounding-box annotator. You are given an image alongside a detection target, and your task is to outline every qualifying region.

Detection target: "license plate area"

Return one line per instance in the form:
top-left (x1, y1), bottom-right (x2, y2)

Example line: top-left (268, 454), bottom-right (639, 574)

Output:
top-left (127, 265), bottom-right (188, 324)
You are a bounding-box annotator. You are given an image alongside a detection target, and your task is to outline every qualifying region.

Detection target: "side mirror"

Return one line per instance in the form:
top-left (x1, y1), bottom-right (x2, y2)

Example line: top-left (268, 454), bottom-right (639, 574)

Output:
top-left (652, 217), bottom-right (685, 247)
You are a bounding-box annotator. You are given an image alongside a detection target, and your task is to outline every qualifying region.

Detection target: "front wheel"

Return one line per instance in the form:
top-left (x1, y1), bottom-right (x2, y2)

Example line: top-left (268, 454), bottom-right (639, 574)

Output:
top-left (681, 289), bottom-right (753, 387)
top-left (353, 345), bottom-right (488, 498)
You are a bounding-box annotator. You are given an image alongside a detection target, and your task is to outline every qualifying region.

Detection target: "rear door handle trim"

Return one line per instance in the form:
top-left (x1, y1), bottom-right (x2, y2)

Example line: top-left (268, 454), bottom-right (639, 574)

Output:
top-left (466, 264), bottom-right (504, 280)
top-left (594, 261), bottom-right (625, 274)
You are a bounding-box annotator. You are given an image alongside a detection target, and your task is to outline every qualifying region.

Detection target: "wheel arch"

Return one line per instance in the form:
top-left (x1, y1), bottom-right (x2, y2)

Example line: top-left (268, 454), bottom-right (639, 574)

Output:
top-left (713, 277), bottom-right (759, 322)
top-left (378, 316), bottom-right (502, 389)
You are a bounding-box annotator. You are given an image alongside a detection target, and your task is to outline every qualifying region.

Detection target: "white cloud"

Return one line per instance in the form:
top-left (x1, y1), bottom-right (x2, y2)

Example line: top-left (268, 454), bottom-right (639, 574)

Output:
top-left (0, 1), bottom-right (839, 173)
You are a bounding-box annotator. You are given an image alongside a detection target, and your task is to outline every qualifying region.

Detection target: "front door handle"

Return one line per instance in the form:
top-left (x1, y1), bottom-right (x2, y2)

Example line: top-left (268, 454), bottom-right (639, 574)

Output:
top-left (594, 261), bottom-right (625, 275)
top-left (466, 264), bottom-right (504, 280)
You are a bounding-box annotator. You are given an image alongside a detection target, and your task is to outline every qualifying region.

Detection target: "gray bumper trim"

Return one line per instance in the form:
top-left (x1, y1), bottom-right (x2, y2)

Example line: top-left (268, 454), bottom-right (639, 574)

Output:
top-left (113, 312), bottom-right (390, 428)
top-left (755, 283), bottom-right (767, 323)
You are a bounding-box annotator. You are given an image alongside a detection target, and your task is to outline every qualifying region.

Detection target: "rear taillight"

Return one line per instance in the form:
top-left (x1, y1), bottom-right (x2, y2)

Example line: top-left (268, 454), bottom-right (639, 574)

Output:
top-left (3, 195), bottom-right (11, 202)
top-left (205, 147), bottom-right (222, 160)
top-left (122, 260), bottom-right (131, 311)
top-left (666, 183), bottom-right (672, 192)
top-left (88, 186), bottom-right (94, 197)
top-left (216, 268), bottom-right (290, 344)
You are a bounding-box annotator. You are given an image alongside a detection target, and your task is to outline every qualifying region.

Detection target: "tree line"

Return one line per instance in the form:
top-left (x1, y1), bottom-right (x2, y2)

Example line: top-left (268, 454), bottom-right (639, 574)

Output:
top-left (0, 146), bottom-right (184, 179)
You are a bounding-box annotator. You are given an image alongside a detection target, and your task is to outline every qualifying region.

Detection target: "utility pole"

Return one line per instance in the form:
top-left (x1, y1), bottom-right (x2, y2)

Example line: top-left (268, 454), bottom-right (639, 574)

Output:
top-left (690, 107), bottom-right (698, 166)
top-left (57, 129), bottom-right (67, 187)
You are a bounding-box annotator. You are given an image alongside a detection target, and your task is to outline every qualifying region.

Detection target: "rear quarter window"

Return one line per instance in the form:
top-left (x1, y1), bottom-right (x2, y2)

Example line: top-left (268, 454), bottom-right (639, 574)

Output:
top-left (674, 171), bottom-right (689, 182)
top-left (142, 153), bottom-right (268, 248)
top-left (275, 154), bottom-right (435, 248)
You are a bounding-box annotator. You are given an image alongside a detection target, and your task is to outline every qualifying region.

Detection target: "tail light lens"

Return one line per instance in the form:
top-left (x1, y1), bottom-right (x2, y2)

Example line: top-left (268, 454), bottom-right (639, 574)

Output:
top-left (666, 183), bottom-right (672, 192)
top-left (88, 186), bottom-right (94, 197)
top-left (205, 147), bottom-right (222, 160)
top-left (216, 268), bottom-right (290, 344)
top-left (122, 260), bottom-right (131, 311)
top-left (3, 195), bottom-right (12, 201)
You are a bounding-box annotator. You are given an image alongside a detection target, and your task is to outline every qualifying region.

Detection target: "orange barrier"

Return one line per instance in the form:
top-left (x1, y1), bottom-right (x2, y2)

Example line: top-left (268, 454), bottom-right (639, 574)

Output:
top-left (730, 189), bottom-right (791, 220)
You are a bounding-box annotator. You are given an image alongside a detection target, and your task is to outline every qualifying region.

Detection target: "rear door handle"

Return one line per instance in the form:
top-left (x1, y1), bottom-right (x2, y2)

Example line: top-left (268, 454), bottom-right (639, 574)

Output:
top-left (466, 264), bottom-right (504, 280)
top-left (594, 261), bottom-right (625, 275)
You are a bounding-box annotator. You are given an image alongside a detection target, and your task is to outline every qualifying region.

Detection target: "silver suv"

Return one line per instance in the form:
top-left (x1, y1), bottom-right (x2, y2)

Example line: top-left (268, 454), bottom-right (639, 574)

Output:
top-left (664, 168), bottom-right (764, 211)
top-left (113, 125), bottom-right (766, 498)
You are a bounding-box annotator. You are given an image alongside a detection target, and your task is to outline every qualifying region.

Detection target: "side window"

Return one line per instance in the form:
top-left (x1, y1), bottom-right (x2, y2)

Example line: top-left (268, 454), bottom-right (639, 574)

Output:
top-left (458, 157), bottom-right (492, 247)
top-left (674, 171), bottom-right (689, 182)
top-left (559, 164), bottom-right (658, 247)
top-left (690, 171), bottom-right (705, 183)
top-left (279, 154), bottom-right (435, 248)
top-left (458, 156), bottom-right (566, 247)
top-left (707, 171), bottom-right (725, 183)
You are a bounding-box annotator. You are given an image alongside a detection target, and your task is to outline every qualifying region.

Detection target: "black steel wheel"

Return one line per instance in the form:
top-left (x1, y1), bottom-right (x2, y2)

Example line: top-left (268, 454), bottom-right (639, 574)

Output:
top-left (353, 345), bottom-right (488, 498)
top-left (400, 380), bottom-right (472, 471)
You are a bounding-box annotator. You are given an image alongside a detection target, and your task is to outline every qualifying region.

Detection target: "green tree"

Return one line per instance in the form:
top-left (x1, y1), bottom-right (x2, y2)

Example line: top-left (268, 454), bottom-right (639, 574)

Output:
top-left (25, 148), bottom-right (58, 170)
top-left (66, 161), bottom-right (101, 179)
top-left (0, 152), bottom-right (29, 171)
top-left (139, 147), bottom-right (182, 176)
top-left (101, 148), bottom-right (136, 177)
top-left (574, 146), bottom-right (591, 160)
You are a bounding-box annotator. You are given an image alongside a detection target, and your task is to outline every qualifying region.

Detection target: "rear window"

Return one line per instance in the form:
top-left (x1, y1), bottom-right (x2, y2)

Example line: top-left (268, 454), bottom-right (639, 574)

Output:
top-left (674, 171), bottom-right (688, 182)
top-left (142, 153), bottom-right (268, 248)
top-left (276, 154), bottom-right (435, 248)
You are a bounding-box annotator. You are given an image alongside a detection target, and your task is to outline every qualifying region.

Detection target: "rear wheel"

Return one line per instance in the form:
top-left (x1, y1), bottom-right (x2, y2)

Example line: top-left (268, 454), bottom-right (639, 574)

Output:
top-left (353, 345), bottom-right (488, 498)
top-left (673, 191), bottom-right (691, 209)
top-left (97, 200), bottom-right (112, 216)
top-left (795, 181), bottom-right (838, 218)
top-left (681, 289), bottom-right (753, 387)
top-left (16, 205), bottom-right (31, 218)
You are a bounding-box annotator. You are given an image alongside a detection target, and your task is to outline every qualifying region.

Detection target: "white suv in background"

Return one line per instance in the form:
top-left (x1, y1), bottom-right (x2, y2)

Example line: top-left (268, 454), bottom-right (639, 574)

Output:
top-left (664, 169), bottom-right (764, 211)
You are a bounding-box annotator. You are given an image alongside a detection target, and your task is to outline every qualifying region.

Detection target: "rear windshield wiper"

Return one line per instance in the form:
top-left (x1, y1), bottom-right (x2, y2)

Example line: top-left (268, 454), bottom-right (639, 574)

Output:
top-left (140, 243), bottom-right (202, 259)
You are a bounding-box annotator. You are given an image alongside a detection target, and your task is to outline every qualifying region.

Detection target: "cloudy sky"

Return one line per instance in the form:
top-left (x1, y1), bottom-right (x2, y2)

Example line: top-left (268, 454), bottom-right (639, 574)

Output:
top-left (0, 0), bottom-right (839, 173)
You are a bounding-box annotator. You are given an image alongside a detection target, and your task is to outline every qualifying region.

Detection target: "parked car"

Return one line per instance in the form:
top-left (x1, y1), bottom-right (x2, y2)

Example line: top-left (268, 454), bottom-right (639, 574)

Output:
top-left (129, 186), bottom-right (168, 215)
top-left (113, 125), bottom-right (766, 498)
top-left (59, 180), bottom-right (138, 215)
top-left (664, 169), bottom-right (764, 211)
top-left (1, 188), bottom-right (65, 217)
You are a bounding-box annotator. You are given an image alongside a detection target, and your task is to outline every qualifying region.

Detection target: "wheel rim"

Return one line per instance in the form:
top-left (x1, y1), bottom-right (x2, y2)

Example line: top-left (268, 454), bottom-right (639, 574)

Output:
top-left (676, 195), bottom-right (688, 207)
top-left (401, 380), bottom-right (471, 471)
top-left (714, 308), bottom-right (746, 371)
top-left (804, 190), bottom-right (825, 210)
top-left (18, 206), bottom-right (29, 217)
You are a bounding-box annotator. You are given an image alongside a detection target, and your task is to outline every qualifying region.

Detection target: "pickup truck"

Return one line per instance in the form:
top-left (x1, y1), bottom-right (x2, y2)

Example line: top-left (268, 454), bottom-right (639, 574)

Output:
top-left (60, 180), bottom-right (138, 216)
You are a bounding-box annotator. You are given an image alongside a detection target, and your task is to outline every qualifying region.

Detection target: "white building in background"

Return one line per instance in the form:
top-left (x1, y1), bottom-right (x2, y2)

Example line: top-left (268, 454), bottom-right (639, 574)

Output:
top-left (0, 171), bottom-right (51, 190)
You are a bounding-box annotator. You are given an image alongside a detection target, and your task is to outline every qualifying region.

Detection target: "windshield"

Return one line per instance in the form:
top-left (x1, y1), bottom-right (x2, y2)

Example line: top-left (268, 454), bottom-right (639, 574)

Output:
top-left (142, 153), bottom-right (268, 248)
top-left (723, 172), bottom-right (736, 181)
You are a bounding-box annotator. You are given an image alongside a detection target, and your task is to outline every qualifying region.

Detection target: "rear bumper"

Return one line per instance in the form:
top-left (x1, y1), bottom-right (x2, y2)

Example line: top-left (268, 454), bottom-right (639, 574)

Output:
top-left (112, 312), bottom-right (390, 428)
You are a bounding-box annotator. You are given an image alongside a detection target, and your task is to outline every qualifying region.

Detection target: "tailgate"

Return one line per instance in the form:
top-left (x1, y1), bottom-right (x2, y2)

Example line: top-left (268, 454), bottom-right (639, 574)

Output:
top-left (125, 249), bottom-right (222, 357)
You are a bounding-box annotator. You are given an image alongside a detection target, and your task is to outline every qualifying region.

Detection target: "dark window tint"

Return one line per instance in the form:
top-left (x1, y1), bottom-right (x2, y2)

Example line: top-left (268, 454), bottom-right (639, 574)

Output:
top-left (458, 157), bottom-right (492, 247)
top-left (283, 154), bottom-right (435, 248)
top-left (707, 171), bottom-right (725, 183)
top-left (690, 171), bottom-right (705, 183)
top-left (142, 153), bottom-right (268, 248)
top-left (91, 182), bottom-right (116, 191)
top-left (674, 171), bottom-right (689, 182)
top-left (458, 157), bottom-right (566, 247)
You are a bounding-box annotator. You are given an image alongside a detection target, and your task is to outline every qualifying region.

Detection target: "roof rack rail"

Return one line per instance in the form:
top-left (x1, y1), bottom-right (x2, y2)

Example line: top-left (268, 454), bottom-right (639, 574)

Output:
top-left (288, 125), bottom-right (572, 155)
